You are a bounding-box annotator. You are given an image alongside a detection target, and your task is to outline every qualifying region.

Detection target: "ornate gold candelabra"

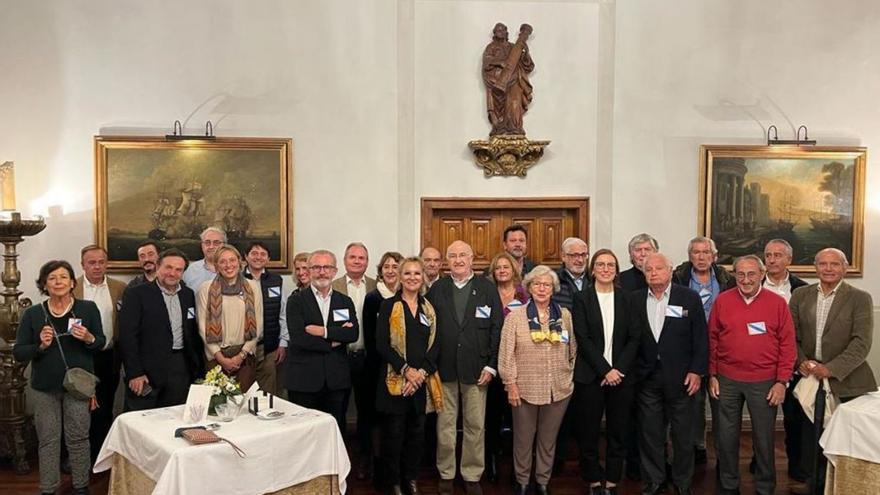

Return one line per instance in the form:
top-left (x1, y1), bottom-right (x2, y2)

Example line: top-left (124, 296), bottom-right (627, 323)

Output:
top-left (0, 212), bottom-right (46, 473)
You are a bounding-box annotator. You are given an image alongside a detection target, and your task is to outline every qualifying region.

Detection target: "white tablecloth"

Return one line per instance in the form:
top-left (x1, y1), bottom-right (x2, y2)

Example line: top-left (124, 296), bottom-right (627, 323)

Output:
top-left (820, 391), bottom-right (880, 466)
top-left (94, 399), bottom-right (350, 494)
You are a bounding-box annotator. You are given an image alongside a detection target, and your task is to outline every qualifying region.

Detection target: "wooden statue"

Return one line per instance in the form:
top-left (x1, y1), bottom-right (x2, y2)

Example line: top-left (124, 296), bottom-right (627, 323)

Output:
top-left (482, 23), bottom-right (534, 136)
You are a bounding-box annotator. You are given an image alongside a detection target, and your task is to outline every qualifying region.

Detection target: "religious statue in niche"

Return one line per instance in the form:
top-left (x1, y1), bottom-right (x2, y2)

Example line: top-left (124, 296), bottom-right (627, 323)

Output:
top-left (469, 22), bottom-right (549, 177)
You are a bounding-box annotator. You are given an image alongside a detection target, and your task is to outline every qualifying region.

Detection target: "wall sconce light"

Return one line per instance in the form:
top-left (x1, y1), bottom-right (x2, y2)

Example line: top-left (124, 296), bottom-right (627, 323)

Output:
top-left (165, 120), bottom-right (216, 141)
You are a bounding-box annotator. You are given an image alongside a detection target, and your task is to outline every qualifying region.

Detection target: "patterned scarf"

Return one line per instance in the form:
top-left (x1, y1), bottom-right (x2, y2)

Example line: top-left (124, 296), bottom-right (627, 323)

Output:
top-left (385, 297), bottom-right (443, 412)
top-left (526, 299), bottom-right (563, 343)
top-left (205, 274), bottom-right (258, 344)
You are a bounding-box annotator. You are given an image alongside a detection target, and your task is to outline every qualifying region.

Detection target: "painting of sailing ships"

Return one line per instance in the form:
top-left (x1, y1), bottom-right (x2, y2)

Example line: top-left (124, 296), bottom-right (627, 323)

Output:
top-left (95, 137), bottom-right (293, 271)
top-left (700, 145), bottom-right (865, 275)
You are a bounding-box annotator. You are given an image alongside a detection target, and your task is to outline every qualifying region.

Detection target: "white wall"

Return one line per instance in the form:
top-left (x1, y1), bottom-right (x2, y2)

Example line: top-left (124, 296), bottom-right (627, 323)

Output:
top-left (2, 0), bottom-right (879, 371)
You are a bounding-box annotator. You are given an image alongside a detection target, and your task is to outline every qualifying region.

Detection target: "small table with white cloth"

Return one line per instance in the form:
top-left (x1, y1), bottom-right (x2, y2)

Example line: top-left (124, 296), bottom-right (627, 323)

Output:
top-left (94, 398), bottom-right (350, 494)
top-left (819, 391), bottom-right (880, 494)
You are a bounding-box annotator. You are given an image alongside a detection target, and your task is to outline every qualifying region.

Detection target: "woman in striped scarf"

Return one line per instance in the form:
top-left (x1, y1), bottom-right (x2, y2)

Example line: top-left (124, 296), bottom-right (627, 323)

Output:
top-left (196, 244), bottom-right (263, 392)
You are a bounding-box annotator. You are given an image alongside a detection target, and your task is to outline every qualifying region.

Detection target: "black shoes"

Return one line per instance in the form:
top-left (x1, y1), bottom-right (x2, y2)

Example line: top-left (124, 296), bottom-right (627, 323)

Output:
top-left (464, 481), bottom-right (483, 495)
top-left (535, 483), bottom-right (550, 495)
top-left (641, 482), bottom-right (663, 495)
top-left (514, 483), bottom-right (529, 495)
top-left (404, 479), bottom-right (419, 495)
top-left (387, 485), bottom-right (404, 495)
top-left (486, 454), bottom-right (498, 483)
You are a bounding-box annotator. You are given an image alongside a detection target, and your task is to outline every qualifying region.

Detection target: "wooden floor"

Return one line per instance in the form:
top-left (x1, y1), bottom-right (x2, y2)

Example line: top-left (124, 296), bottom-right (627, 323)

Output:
top-left (0, 432), bottom-right (802, 494)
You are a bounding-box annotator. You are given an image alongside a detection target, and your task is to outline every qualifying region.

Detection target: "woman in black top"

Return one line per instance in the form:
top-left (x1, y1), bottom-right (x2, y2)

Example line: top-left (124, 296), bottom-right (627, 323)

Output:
top-left (572, 249), bottom-right (642, 495)
top-left (14, 260), bottom-right (105, 495)
top-left (375, 256), bottom-right (441, 495)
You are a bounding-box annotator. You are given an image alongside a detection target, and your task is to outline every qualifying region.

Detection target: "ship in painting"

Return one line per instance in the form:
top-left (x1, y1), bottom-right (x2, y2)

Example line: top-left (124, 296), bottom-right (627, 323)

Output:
top-left (213, 195), bottom-right (253, 239)
top-left (148, 180), bottom-right (207, 240)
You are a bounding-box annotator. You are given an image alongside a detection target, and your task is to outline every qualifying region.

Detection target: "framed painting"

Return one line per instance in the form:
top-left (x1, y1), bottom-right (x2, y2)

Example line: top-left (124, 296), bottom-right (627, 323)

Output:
top-left (699, 145), bottom-right (865, 276)
top-left (94, 136), bottom-right (293, 272)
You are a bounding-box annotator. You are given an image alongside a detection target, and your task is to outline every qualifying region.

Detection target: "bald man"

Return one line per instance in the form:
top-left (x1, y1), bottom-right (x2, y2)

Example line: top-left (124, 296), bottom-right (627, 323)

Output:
top-left (428, 240), bottom-right (504, 495)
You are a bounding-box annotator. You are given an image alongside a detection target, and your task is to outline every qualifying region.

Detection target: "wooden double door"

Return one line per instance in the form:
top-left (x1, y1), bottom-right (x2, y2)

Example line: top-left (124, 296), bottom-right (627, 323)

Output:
top-left (420, 197), bottom-right (590, 273)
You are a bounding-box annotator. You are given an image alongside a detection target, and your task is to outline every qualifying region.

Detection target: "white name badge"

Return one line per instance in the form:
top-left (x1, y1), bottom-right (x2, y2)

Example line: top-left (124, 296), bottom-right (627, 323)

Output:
top-left (507, 299), bottom-right (524, 309)
top-left (268, 286), bottom-right (281, 298)
top-left (561, 330), bottom-right (570, 344)
top-left (187, 307), bottom-right (195, 320)
top-left (665, 305), bottom-right (684, 318)
top-left (333, 308), bottom-right (350, 322)
top-left (748, 321), bottom-right (767, 336)
top-left (419, 313), bottom-right (431, 327)
top-left (476, 305), bottom-right (491, 319)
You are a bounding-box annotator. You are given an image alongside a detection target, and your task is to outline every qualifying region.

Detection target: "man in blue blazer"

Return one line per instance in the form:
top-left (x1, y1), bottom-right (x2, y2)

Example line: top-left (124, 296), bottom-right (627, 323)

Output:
top-left (634, 253), bottom-right (707, 495)
top-left (284, 249), bottom-right (359, 433)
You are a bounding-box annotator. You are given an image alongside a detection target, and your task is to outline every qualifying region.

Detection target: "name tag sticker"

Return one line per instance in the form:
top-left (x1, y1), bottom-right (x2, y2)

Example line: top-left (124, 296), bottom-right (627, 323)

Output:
top-left (665, 305), bottom-right (684, 318)
top-left (507, 299), bottom-right (524, 309)
top-left (187, 307), bottom-right (195, 320)
top-left (333, 309), bottom-right (350, 322)
top-left (561, 330), bottom-right (570, 344)
top-left (419, 313), bottom-right (431, 327)
top-left (748, 321), bottom-right (767, 335)
top-left (476, 306), bottom-right (491, 319)
top-left (268, 287), bottom-right (281, 298)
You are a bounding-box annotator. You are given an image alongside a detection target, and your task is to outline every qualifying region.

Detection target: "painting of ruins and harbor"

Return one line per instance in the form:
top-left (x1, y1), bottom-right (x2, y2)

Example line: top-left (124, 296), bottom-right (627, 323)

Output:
top-left (700, 146), bottom-right (865, 275)
top-left (94, 137), bottom-right (293, 271)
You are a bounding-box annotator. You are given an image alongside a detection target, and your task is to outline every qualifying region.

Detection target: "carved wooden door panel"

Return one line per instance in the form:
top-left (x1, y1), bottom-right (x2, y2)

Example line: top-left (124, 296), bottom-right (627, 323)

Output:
top-left (421, 198), bottom-right (589, 273)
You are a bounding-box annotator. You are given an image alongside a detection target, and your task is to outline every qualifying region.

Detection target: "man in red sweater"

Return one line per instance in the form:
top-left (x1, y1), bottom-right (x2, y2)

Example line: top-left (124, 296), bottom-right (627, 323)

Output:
top-left (707, 254), bottom-right (796, 495)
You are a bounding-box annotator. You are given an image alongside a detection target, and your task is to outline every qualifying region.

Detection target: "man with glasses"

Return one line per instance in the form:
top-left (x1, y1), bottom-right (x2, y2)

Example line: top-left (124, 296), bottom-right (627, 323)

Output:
top-left (708, 255), bottom-right (795, 495)
top-left (428, 240), bottom-right (504, 495)
top-left (554, 237), bottom-right (589, 310)
top-left (284, 249), bottom-right (359, 432)
top-left (182, 227), bottom-right (227, 290)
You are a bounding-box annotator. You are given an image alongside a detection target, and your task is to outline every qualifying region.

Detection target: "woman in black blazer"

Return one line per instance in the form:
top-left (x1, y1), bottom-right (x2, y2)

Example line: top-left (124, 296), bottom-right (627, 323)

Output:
top-left (572, 248), bottom-right (642, 495)
top-left (375, 256), bottom-right (441, 495)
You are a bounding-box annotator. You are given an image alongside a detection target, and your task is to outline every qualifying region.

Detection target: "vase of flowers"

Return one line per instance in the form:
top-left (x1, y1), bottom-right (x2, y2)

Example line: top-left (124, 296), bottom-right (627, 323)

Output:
top-left (199, 365), bottom-right (243, 415)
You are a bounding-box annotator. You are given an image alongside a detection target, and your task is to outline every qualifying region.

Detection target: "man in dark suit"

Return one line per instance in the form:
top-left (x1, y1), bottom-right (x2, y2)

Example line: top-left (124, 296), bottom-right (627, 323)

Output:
top-left (119, 248), bottom-right (204, 411)
top-left (617, 232), bottom-right (659, 480)
top-left (428, 240), bottom-right (504, 495)
top-left (635, 253), bottom-right (707, 495)
top-left (285, 249), bottom-right (359, 433)
top-left (789, 248), bottom-right (875, 495)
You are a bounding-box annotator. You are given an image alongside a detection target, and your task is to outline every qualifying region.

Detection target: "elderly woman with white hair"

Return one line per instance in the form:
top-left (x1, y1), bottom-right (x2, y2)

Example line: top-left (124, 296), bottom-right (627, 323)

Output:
top-left (499, 265), bottom-right (577, 495)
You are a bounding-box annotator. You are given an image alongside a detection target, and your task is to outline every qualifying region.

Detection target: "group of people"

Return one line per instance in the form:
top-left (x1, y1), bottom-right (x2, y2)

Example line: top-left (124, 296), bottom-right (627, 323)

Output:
top-left (13, 224), bottom-right (874, 495)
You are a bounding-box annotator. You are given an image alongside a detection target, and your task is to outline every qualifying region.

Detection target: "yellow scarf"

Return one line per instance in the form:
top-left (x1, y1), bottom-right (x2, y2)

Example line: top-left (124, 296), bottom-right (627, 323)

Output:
top-left (385, 298), bottom-right (443, 412)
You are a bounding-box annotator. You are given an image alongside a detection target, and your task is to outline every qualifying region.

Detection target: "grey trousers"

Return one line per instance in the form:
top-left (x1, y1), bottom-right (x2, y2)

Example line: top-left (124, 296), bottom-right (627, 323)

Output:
top-left (716, 375), bottom-right (778, 495)
top-left (511, 397), bottom-right (571, 485)
top-left (31, 387), bottom-right (92, 492)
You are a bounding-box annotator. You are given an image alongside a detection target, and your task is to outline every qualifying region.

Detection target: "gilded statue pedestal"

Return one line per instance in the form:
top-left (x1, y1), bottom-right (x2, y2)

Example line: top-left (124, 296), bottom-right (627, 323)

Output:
top-left (468, 134), bottom-right (550, 177)
top-left (0, 212), bottom-right (46, 473)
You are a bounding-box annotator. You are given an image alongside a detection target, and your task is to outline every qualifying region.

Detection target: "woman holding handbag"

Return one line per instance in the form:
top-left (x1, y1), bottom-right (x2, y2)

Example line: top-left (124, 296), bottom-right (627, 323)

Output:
top-left (375, 256), bottom-right (441, 495)
top-left (14, 260), bottom-right (105, 495)
top-left (196, 244), bottom-right (263, 391)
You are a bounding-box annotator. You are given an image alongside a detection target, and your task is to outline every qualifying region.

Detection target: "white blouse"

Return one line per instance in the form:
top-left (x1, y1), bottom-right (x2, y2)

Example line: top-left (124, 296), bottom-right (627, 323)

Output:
top-left (596, 290), bottom-right (615, 366)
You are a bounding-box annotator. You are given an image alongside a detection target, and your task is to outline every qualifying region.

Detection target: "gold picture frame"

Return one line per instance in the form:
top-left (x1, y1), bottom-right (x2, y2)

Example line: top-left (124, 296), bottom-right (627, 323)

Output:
top-left (699, 145), bottom-right (865, 276)
top-left (94, 136), bottom-right (293, 272)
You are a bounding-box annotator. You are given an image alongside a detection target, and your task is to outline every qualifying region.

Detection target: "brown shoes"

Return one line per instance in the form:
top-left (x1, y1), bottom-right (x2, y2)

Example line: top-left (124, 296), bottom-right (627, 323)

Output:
top-left (438, 479), bottom-right (454, 495)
